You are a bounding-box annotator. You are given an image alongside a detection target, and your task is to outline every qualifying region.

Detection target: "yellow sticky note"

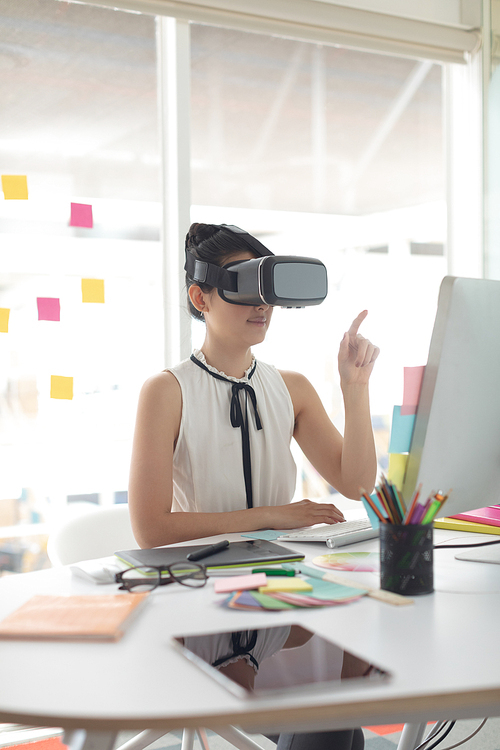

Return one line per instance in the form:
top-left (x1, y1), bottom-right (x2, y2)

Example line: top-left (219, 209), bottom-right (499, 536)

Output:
top-left (0, 308), bottom-right (10, 333)
top-left (81, 278), bottom-right (105, 304)
top-left (2, 175), bottom-right (28, 200)
top-left (50, 375), bottom-right (74, 400)
top-left (387, 453), bottom-right (408, 492)
top-left (259, 578), bottom-right (313, 593)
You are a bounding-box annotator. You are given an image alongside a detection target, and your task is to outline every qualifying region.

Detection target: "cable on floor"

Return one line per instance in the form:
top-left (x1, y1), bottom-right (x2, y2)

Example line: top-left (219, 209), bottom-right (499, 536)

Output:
top-left (424, 722), bottom-right (456, 750)
top-left (415, 721), bottom-right (455, 750)
top-left (439, 718), bottom-right (488, 750)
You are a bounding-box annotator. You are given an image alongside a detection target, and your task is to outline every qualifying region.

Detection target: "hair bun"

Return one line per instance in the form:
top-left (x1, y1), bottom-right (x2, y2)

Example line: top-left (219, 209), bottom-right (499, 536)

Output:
top-left (185, 223), bottom-right (221, 249)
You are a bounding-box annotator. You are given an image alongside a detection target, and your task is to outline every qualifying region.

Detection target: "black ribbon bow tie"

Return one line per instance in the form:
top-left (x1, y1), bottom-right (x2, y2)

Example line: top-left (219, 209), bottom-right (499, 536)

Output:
top-left (230, 381), bottom-right (262, 431)
top-left (212, 630), bottom-right (259, 670)
top-left (190, 355), bottom-right (262, 509)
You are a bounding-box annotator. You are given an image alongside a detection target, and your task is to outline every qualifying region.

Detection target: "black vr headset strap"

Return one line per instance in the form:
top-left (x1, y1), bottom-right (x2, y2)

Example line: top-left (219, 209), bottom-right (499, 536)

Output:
top-left (185, 225), bottom-right (274, 293)
top-left (184, 249), bottom-right (238, 292)
top-left (220, 225), bottom-right (274, 258)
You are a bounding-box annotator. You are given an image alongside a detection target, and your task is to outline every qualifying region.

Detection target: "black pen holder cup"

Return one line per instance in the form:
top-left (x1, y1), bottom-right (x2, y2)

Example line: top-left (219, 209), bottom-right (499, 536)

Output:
top-left (380, 523), bottom-right (434, 596)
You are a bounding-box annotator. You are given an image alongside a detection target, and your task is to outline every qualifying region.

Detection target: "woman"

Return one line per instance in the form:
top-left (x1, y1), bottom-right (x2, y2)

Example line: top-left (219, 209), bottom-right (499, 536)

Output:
top-left (129, 223), bottom-right (379, 549)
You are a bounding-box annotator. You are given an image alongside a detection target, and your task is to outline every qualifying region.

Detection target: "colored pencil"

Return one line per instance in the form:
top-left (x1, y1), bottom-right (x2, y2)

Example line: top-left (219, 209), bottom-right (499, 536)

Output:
top-left (375, 486), bottom-right (395, 523)
top-left (403, 483), bottom-right (422, 524)
top-left (380, 476), bottom-right (403, 524)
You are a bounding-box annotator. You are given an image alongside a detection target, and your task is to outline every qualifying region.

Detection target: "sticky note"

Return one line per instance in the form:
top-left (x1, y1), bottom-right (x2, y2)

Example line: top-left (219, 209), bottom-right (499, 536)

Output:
top-left (0, 308), bottom-right (10, 333)
top-left (70, 202), bottom-right (93, 228)
top-left (387, 453), bottom-right (409, 491)
top-left (37, 297), bottom-right (60, 322)
top-left (50, 375), bottom-right (74, 400)
top-left (214, 573), bottom-right (267, 594)
top-left (1, 175), bottom-right (28, 200)
top-left (401, 366), bottom-right (425, 415)
top-left (81, 279), bottom-right (105, 303)
top-left (388, 405), bottom-right (415, 453)
top-left (259, 578), bottom-right (313, 593)
top-left (361, 493), bottom-right (386, 528)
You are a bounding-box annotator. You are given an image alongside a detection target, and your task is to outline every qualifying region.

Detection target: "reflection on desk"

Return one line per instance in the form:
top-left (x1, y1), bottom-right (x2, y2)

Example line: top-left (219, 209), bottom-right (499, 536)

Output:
top-left (173, 624), bottom-right (390, 698)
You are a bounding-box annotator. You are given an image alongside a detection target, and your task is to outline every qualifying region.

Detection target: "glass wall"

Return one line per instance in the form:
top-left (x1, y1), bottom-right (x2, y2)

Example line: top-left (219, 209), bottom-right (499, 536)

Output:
top-left (0, 0), bottom-right (162, 570)
top-left (486, 0), bottom-right (500, 279)
top-left (190, 25), bottom-right (447, 502)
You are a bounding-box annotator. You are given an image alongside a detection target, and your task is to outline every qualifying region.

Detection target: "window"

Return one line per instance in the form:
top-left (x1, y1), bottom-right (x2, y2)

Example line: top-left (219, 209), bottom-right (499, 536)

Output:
top-left (0, 0), bottom-right (162, 571)
top-left (190, 25), bottom-right (447, 498)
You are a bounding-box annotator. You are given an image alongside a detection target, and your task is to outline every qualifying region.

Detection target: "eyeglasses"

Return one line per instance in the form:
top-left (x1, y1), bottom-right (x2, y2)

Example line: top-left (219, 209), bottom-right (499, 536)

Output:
top-left (115, 562), bottom-right (208, 592)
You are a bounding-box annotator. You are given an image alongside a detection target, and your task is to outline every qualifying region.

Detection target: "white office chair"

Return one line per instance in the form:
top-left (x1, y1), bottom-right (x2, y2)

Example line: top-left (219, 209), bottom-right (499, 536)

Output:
top-left (47, 503), bottom-right (137, 566)
top-left (47, 504), bottom-right (268, 750)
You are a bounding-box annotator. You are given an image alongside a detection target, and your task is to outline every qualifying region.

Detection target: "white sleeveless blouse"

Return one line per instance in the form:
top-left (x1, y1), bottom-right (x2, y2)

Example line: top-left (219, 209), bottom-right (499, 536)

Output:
top-left (167, 349), bottom-right (296, 513)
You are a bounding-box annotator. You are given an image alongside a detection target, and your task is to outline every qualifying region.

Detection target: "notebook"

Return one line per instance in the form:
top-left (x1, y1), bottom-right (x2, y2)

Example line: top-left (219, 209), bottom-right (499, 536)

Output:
top-left (433, 517), bottom-right (500, 535)
top-left (450, 505), bottom-right (500, 528)
top-left (115, 539), bottom-right (304, 571)
top-left (0, 593), bottom-right (148, 642)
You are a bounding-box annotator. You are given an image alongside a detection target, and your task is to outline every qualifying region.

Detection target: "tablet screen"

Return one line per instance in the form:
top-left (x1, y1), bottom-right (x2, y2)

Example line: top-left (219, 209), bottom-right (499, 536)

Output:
top-left (172, 624), bottom-right (390, 698)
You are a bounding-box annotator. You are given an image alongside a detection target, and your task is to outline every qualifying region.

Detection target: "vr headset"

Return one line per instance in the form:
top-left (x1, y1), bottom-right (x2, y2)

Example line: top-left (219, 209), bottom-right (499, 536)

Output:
top-left (184, 224), bottom-right (328, 307)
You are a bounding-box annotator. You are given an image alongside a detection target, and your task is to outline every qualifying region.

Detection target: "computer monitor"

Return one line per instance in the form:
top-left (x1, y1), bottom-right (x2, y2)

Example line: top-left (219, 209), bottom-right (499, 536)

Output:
top-left (402, 276), bottom-right (500, 516)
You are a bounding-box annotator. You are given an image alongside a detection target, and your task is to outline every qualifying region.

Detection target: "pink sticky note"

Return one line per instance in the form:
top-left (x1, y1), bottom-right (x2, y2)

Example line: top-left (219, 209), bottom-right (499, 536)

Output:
top-left (70, 202), bottom-right (93, 228)
top-left (401, 365), bottom-right (425, 415)
top-left (214, 573), bottom-right (267, 594)
top-left (37, 297), bottom-right (60, 322)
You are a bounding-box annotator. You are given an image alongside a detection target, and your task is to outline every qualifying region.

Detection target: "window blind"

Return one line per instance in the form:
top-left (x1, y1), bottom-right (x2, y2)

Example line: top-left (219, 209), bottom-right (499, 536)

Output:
top-left (74, 0), bottom-right (481, 63)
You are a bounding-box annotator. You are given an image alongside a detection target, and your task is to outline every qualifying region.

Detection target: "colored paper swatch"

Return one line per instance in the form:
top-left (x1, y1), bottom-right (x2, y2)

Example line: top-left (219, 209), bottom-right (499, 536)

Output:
top-left (250, 591), bottom-right (297, 609)
top-left (2, 175), bottom-right (28, 200)
top-left (81, 279), bottom-right (105, 303)
top-left (387, 453), bottom-right (408, 491)
top-left (401, 366), bottom-right (425, 415)
top-left (70, 202), bottom-right (93, 228)
top-left (50, 375), bottom-right (74, 400)
top-left (388, 406), bottom-right (415, 453)
top-left (241, 530), bottom-right (284, 540)
top-left (225, 591), bottom-right (262, 610)
top-left (0, 308), bottom-right (10, 333)
top-left (301, 577), bottom-right (365, 600)
top-left (214, 573), bottom-right (267, 593)
top-left (37, 297), bottom-right (60, 322)
top-left (312, 552), bottom-right (379, 572)
top-left (226, 591), bottom-right (295, 610)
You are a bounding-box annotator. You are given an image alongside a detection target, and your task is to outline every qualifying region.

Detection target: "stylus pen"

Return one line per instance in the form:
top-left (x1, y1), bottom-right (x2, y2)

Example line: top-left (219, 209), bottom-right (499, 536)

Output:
top-left (186, 540), bottom-right (230, 561)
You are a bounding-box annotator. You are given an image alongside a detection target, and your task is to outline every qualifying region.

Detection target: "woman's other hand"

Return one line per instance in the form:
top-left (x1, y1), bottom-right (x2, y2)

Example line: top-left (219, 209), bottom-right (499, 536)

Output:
top-left (338, 310), bottom-right (380, 386)
top-left (264, 499), bottom-right (345, 529)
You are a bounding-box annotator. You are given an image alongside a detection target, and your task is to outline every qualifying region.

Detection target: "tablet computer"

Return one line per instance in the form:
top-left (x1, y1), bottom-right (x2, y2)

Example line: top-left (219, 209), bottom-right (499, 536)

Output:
top-left (172, 624), bottom-right (390, 699)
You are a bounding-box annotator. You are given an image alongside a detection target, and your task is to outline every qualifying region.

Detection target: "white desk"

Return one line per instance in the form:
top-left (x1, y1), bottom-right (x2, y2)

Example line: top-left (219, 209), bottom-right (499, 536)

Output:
top-left (0, 530), bottom-right (499, 746)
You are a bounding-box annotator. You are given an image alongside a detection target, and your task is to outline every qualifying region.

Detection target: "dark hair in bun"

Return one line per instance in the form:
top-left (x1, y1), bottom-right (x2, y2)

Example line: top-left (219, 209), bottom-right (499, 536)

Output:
top-left (185, 223), bottom-right (252, 321)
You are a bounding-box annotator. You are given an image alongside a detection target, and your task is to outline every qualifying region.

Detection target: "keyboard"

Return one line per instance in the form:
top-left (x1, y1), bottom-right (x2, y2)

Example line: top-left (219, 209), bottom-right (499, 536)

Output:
top-left (278, 517), bottom-right (379, 547)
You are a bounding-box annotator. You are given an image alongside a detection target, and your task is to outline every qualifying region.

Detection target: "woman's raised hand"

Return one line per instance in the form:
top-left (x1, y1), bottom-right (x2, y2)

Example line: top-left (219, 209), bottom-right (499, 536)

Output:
top-left (264, 499), bottom-right (345, 529)
top-left (338, 310), bottom-right (380, 386)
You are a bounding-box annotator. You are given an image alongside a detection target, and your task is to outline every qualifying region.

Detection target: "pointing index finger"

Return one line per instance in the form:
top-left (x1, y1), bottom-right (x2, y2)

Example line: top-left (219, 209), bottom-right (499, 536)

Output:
top-left (347, 309), bottom-right (368, 336)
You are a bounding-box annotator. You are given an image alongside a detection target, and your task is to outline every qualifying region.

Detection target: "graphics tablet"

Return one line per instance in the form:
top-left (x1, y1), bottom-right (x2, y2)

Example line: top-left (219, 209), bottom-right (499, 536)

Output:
top-left (115, 540), bottom-right (304, 570)
top-left (172, 624), bottom-right (390, 699)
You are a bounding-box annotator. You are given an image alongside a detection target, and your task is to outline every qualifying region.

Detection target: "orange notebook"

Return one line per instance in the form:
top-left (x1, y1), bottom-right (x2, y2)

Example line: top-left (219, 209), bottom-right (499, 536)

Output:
top-left (0, 594), bottom-right (148, 642)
